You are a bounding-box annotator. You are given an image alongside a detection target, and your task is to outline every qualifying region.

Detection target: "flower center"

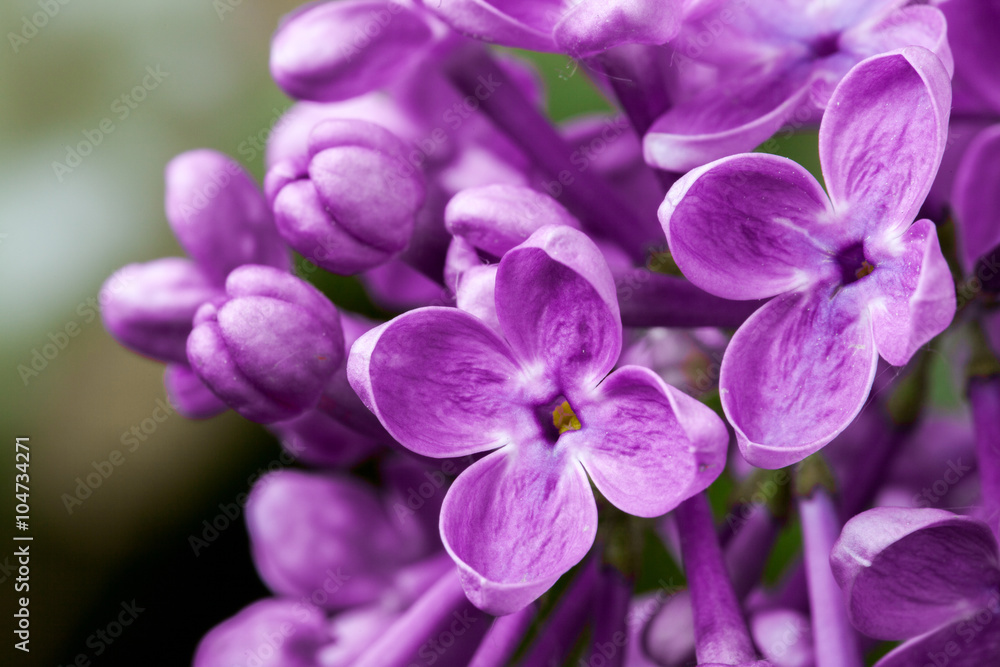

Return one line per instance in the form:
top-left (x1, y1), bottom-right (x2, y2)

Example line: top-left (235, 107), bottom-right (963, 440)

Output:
top-left (836, 242), bottom-right (875, 286)
top-left (552, 400), bottom-right (582, 435)
top-left (536, 396), bottom-right (582, 443)
top-left (810, 33), bottom-right (840, 59)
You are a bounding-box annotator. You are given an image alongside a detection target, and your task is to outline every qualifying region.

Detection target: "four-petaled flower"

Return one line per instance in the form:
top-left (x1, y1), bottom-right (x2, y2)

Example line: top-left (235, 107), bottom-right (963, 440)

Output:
top-left (659, 47), bottom-right (956, 469)
top-left (349, 225), bottom-right (728, 614)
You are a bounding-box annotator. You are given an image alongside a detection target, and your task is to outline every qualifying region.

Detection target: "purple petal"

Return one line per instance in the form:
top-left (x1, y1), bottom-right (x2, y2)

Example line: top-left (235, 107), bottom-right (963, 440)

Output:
top-left (953, 124), bottom-right (1000, 273)
top-left (101, 258), bottom-right (222, 364)
top-left (553, 0), bottom-right (682, 57)
top-left (265, 96), bottom-right (419, 170)
top-left (644, 69), bottom-right (815, 172)
top-left (563, 366), bottom-right (728, 517)
top-left (440, 444), bottom-right (598, 614)
top-left (268, 119), bottom-right (425, 276)
top-left (864, 219), bottom-right (955, 366)
top-left (456, 264), bottom-right (501, 334)
top-left (348, 307), bottom-right (529, 458)
top-left (193, 599), bottom-right (330, 667)
top-left (750, 609), bottom-right (814, 667)
top-left (187, 266), bottom-right (344, 423)
top-left (422, 1), bottom-right (562, 52)
top-left (247, 470), bottom-right (406, 609)
top-left (164, 149), bottom-right (288, 283)
top-left (268, 408), bottom-right (380, 468)
top-left (163, 364), bottom-right (227, 419)
top-left (940, 0), bottom-right (1000, 115)
top-left (819, 47), bottom-right (951, 236)
top-left (270, 0), bottom-right (434, 102)
top-left (831, 507), bottom-right (1000, 640)
top-left (720, 287), bottom-right (878, 468)
top-left (874, 616), bottom-right (1000, 667)
top-left (660, 153), bottom-right (836, 300)
top-left (445, 184), bottom-right (580, 258)
top-left (842, 5), bottom-right (953, 78)
top-left (495, 225), bottom-right (621, 390)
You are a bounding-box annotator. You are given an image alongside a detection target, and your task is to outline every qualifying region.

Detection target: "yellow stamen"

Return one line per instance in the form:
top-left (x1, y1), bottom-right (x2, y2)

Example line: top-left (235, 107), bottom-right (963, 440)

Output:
top-left (552, 400), bottom-right (582, 434)
top-left (855, 260), bottom-right (875, 280)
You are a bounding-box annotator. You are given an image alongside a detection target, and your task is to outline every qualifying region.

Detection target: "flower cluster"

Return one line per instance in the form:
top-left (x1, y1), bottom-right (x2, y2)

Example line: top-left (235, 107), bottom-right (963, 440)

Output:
top-left (102, 0), bottom-right (1000, 665)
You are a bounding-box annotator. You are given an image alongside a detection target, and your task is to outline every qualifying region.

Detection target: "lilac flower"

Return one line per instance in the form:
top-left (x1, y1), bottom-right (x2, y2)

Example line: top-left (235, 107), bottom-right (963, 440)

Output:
top-left (270, 0), bottom-right (440, 103)
top-left (187, 265), bottom-right (344, 423)
top-left (102, 150), bottom-right (289, 418)
top-left (266, 119), bottom-right (427, 276)
top-left (645, 0), bottom-right (953, 171)
top-left (246, 469), bottom-right (436, 609)
top-left (659, 47), bottom-right (955, 468)
top-left (419, 0), bottom-right (682, 57)
top-left (348, 225), bottom-right (728, 614)
top-left (831, 507), bottom-right (1000, 665)
top-left (193, 599), bottom-right (331, 667)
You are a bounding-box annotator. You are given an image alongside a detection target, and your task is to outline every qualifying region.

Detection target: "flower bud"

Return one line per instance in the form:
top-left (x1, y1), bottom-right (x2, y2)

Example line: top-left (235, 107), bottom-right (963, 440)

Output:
top-left (165, 149), bottom-right (288, 283)
top-left (186, 265), bottom-right (344, 423)
top-left (270, 0), bottom-right (435, 102)
top-left (101, 258), bottom-right (222, 364)
top-left (267, 119), bottom-right (425, 275)
top-left (193, 599), bottom-right (330, 667)
top-left (163, 364), bottom-right (228, 420)
top-left (246, 470), bottom-right (403, 609)
top-left (444, 184), bottom-right (580, 257)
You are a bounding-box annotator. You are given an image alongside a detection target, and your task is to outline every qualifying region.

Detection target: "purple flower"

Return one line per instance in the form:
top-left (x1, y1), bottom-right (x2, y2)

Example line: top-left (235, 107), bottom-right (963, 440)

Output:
top-left (270, 0), bottom-right (438, 103)
top-left (831, 507), bottom-right (1000, 665)
top-left (645, 0), bottom-right (953, 171)
top-left (266, 119), bottom-right (427, 275)
top-left (246, 469), bottom-right (434, 610)
top-left (659, 47), bottom-right (955, 468)
top-left (165, 149), bottom-right (289, 283)
top-left (193, 599), bottom-right (330, 667)
top-left (102, 150), bottom-right (287, 365)
top-left (421, 0), bottom-right (682, 57)
top-left (187, 265), bottom-right (344, 423)
top-left (101, 258), bottom-right (222, 365)
top-left (348, 225), bottom-right (728, 614)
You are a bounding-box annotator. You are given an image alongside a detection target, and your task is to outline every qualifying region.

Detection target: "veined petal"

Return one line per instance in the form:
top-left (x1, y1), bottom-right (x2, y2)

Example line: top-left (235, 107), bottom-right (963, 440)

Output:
top-left (831, 508), bottom-right (1000, 641)
top-left (865, 219), bottom-right (955, 367)
top-left (495, 226), bottom-right (621, 391)
top-left (720, 286), bottom-right (878, 468)
top-left (347, 307), bottom-right (527, 458)
top-left (660, 153), bottom-right (836, 300)
top-left (440, 444), bottom-right (598, 615)
top-left (553, 0), bottom-right (682, 57)
top-left (875, 618), bottom-right (1000, 667)
top-left (819, 47), bottom-right (951, 236)
top-left (564, 366), bottom-right (728, 517)
top-left (644, 69), bottom-right (816, 172)
top-left (842, 5), bottom-right (953, 78)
